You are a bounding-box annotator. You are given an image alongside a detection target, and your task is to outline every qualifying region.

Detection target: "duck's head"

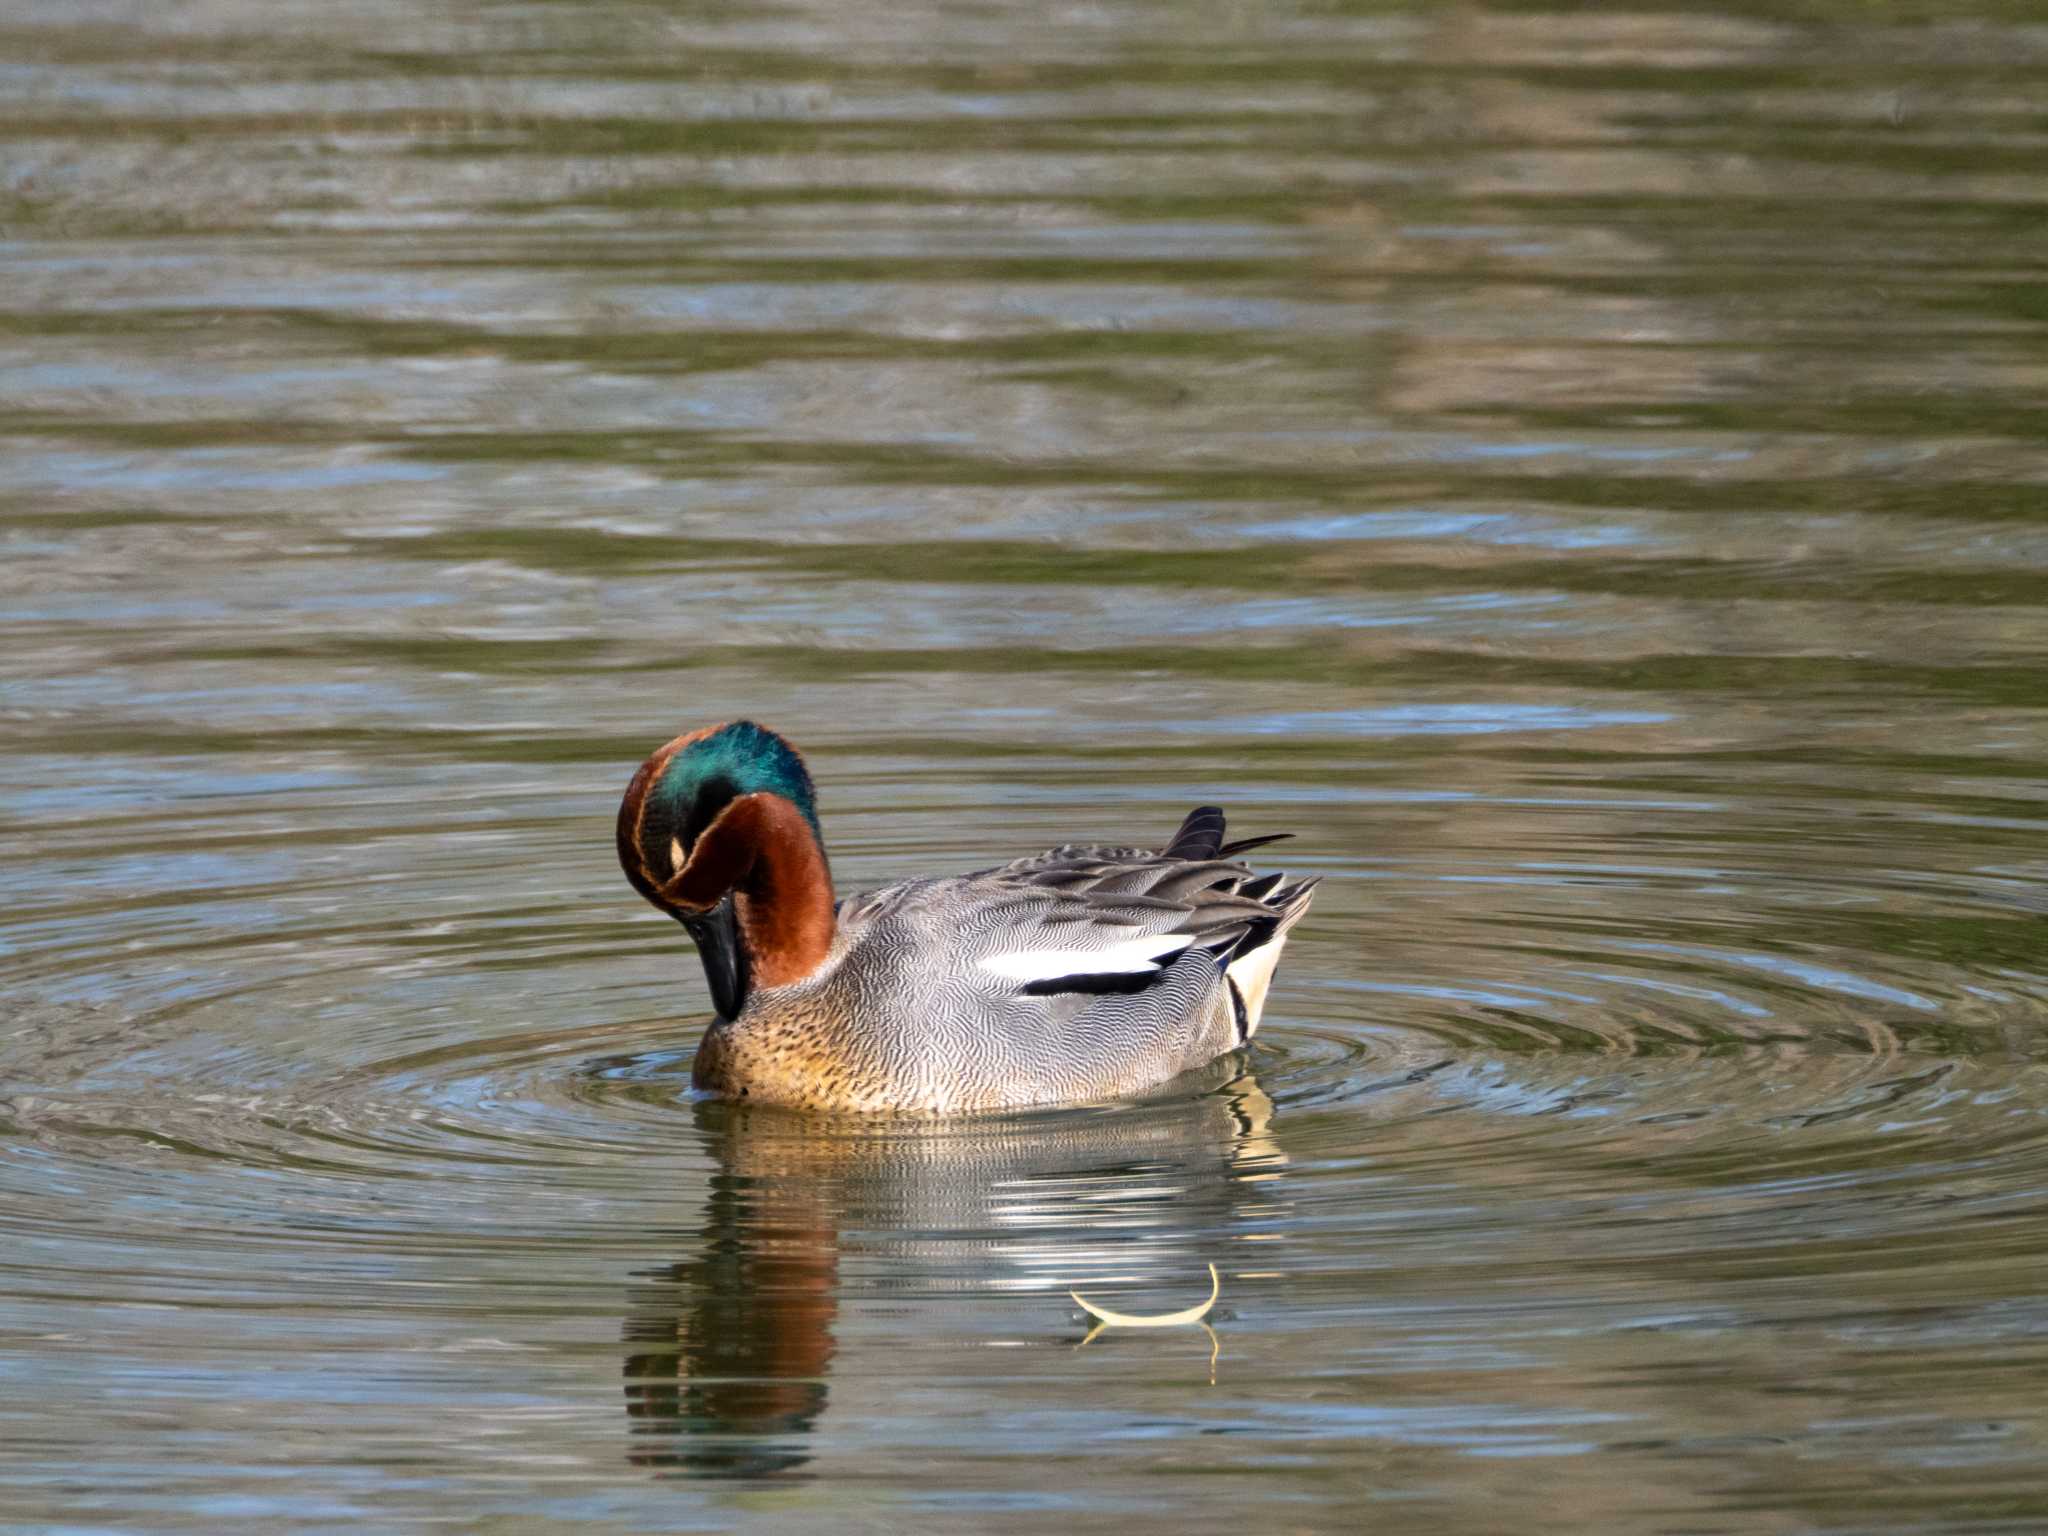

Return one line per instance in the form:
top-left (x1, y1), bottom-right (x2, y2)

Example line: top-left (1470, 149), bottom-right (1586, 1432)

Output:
top-left (618, 721), bottom-right (832, 1019)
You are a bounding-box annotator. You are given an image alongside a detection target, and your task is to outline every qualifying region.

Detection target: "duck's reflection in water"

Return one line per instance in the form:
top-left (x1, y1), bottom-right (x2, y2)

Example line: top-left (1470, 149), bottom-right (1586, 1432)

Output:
top-left (622, 1168), bottom-right (838, 1477)
top-left (621, 1062), bottom-right (1285, 1478)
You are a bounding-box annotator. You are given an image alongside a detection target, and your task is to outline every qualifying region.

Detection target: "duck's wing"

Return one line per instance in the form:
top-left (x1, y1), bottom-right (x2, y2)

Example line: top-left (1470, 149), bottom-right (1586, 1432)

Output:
top-left (944, 805), bottom-right (1318, 1002)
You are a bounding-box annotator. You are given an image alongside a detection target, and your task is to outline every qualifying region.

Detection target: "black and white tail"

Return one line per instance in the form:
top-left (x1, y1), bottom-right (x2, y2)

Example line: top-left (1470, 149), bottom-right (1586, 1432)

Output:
top-left (1166, 804), bottom-right (1317, 1039)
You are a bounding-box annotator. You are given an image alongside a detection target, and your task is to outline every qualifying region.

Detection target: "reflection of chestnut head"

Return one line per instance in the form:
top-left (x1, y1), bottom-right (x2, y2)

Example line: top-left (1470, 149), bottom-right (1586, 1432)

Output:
top-left (622, 1170), bottom-right (838, 1478)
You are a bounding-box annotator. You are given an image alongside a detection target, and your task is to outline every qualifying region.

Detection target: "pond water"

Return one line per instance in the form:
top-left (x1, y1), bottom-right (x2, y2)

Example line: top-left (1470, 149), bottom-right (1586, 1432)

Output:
top-left (4, 1), bottom-right (2048, 1530)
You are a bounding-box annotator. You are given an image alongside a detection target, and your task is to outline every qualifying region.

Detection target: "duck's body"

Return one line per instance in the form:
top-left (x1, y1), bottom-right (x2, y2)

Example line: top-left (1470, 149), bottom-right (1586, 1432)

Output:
top-left (618, 722), bottom-right (1316, 1114)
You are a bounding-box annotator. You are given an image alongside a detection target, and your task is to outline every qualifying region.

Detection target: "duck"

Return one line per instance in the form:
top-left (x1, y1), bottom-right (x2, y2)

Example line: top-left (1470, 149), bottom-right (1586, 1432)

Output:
top-left (616, 720), bottom-right (1318, 1113)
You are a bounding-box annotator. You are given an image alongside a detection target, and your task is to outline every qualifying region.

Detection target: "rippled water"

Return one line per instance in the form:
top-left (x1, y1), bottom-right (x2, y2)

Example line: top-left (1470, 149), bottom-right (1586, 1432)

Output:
top-left (5, 1), bottom-right (2048, 1529)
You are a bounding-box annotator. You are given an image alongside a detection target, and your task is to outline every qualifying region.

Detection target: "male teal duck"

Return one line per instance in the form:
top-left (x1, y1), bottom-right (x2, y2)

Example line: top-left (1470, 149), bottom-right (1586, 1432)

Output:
top-left (617, 721), bottom-right (1318, 1113)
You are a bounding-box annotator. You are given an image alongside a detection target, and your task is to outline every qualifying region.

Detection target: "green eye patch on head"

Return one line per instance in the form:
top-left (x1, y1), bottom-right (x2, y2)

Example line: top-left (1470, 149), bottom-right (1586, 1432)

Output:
top-left (648, 720), bottom-right (822, 864)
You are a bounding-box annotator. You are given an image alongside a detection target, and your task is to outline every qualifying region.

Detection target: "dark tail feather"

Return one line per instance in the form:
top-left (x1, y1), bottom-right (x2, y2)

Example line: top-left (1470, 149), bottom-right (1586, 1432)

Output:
top-left (1217, 831), bottom-right (1293, 860)
top-left (1163, 805), bottom-right (1227, 860)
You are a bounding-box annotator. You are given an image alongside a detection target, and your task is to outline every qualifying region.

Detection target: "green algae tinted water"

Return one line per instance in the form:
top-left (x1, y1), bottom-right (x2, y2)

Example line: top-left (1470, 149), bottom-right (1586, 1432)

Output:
top-left (4, 2), bottom-right (2048, 1530)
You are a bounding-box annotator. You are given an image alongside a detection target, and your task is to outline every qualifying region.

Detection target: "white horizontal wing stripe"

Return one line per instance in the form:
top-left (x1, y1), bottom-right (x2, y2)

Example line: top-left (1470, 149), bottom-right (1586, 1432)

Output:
top-left (978, 933), bottom-right (1195, 983)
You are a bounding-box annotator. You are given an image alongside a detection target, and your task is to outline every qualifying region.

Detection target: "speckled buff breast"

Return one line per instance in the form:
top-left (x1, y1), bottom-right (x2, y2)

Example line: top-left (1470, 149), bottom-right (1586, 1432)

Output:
top-left (617, 721), bottom-right (1317, 1113)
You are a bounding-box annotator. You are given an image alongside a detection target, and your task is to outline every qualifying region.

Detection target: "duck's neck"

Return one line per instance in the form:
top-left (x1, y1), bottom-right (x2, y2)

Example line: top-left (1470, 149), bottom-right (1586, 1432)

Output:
top-left (732, 797), bottom-right (836, 989)
top-left (666, 792), bottom-right (835, 989)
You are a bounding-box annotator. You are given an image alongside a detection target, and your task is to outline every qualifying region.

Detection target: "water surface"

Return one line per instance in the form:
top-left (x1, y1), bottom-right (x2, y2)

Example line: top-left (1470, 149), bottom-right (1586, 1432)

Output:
top-left (5, 1), bottom-right (2048, 1530)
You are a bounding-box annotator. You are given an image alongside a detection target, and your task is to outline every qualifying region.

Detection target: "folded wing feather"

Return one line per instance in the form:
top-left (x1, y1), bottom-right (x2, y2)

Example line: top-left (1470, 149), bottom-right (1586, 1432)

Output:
top-left (978, 931), bottom-right (1197, 983)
